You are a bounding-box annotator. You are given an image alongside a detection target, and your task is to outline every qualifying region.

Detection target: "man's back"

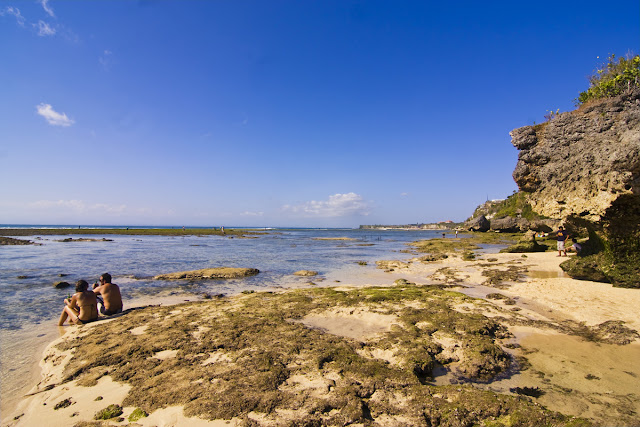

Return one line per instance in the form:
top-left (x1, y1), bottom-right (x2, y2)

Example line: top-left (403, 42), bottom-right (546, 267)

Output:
top-left (94, 282), bottom-right (123, 313)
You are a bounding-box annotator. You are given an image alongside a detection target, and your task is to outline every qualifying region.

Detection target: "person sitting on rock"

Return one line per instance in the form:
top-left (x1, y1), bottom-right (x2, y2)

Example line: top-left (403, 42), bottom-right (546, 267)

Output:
top-left (58, 280), bottom-right (98, 325)
top-left (555, 226), bottom-right (569, 257)
top-left (567, 238), bottom-right (582, 255)
top-left (93, 273), bottom-right (123, 315)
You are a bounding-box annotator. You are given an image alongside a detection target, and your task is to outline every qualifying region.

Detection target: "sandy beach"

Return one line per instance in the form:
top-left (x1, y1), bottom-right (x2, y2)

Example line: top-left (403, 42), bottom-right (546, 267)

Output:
top-left (3, 248), bottom-right (639, 426)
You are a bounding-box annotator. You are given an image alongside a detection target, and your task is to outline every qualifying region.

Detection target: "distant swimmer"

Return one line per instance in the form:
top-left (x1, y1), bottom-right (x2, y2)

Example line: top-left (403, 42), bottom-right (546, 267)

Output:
top-left (58, 280), bottom-right (98, 325)
top-left (93, 273), bottom-right (123, 315)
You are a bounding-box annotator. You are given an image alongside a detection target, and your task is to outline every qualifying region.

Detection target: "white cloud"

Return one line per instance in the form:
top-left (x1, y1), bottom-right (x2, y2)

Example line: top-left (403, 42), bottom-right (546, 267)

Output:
top-left (400, 192), bottom-right (409, 197)
top-left (36, 103), bottom-right (74, 127)
top-left (29, 200), bottom-right (127, 215)
top-left (240, 211), bottom-right (264, 217)
top-left (0, 6), bottom-right (25, 26)
top-left (99, 49), bottom-right (113, 69)
top-left (282, 193), bottom-right (371, 218)
top-left (39, 0), bottom-right (55, 18)
top-left (35, 20), bottom-right (56, 36)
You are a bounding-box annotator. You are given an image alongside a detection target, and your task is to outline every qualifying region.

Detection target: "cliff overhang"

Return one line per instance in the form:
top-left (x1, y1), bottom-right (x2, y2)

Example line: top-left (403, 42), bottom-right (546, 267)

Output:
top-left (510, 89), bottom-right (640, 287)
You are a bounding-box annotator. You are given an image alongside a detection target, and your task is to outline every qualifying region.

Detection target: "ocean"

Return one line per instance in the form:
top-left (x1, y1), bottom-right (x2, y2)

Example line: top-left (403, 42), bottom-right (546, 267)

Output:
top-left (0, 227), bottom-right (445, 412)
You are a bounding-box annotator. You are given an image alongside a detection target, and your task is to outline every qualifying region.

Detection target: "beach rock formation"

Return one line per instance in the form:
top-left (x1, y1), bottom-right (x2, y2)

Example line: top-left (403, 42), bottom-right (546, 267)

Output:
top-left (510, 89), bottom-right (640, 287)
top-left (0, 236), bottom-right (33, 245)
top-left (154, 268), bottom-right (259, 280)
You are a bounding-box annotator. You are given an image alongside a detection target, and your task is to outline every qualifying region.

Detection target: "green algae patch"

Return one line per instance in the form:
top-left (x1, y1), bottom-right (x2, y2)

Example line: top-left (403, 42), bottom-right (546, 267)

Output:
top-left (410, 238), bottom-right (480, 256)
top-left (128, 407), bottom-right (148, 422)
top-left (55, 286), bottom-right (586, 425)
top-left (94, 404), bottom-right (122, 420)
top-left (501, 240), bottom-right (550, 253)
top-left (409, 234), bottom-right (520, 261)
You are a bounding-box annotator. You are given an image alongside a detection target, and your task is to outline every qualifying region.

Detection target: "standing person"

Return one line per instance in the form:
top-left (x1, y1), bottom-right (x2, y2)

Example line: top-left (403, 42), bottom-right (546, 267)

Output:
top-left (58, 280), bottom-right (98, 325)
top-left (93, 273), bottom-right (123, 315)
top-left (555, 226), bottom-right (569, 257)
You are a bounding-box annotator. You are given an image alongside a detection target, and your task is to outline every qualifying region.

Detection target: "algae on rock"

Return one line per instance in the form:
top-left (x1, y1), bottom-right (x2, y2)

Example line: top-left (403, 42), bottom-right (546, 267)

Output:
top-left (53, 286), bottom-right (584, 426)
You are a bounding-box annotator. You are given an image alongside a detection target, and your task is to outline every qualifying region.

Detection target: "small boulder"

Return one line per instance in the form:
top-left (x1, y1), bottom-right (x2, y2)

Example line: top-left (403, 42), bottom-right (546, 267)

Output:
top-left (53, 281), bottom-right (71, 289)
top-left (293, 270), bottom-right (318, 276)
top-left (376, 260), bottom-right (410, 269)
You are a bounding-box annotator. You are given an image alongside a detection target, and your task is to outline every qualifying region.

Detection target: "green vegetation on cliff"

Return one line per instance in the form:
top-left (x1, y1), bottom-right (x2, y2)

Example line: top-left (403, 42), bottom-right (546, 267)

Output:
top-left (469, 191), bottom-right (545, 221)
top-left (577, 53), bottom-right (640, 105)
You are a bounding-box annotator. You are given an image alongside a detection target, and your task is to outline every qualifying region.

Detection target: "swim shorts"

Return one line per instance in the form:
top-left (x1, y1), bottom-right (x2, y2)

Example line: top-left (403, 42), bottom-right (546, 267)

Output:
top-left (100, 306), bottom-right (123, 316)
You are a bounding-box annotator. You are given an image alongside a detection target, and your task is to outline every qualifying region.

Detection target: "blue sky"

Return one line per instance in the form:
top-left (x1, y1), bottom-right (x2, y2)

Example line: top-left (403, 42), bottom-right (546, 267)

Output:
top-left (1, 1), bottom-right (638, 227)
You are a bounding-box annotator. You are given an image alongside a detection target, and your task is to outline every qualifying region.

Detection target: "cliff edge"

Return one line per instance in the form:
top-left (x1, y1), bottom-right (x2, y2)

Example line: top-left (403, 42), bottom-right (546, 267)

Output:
top-left (510, 89), bottom-right (640, 287)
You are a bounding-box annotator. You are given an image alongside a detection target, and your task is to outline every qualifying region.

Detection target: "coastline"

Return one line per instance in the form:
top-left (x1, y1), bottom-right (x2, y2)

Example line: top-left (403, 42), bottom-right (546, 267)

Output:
top-left (3, 246), bottom-right (639, 426)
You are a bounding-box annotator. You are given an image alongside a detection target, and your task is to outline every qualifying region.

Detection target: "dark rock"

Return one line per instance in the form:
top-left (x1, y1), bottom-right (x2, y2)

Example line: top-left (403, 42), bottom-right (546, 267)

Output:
top-left (466, 215), bottom-right (490, 232)
top-left (53, 281), bottom-right (71, 289)
top-left (510, 386), bottom-right (545, 398)
top-left (0, 237), bottom-right (33, 245)
top-left (559, 254), bottom-right (610, 283)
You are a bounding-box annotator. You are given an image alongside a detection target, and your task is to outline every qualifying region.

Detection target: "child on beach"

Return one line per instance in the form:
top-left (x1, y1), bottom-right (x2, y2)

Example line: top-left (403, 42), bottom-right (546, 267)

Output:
top-left (58, 280), bottom-right (98, 325)
top-left (555, 226), bottom-right (569, 256)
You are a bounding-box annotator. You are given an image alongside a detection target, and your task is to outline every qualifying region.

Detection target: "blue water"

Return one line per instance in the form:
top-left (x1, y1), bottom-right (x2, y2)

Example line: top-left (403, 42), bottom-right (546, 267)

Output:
top-left (0, 227), bottom-right (450, 412)
top-left (0, 228), bottom-right (446, 330)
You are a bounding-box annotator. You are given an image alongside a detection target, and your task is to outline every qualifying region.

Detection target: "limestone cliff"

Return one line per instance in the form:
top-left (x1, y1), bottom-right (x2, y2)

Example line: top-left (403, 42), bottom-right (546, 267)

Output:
top-left (510, 89), bottom-right (640, 287)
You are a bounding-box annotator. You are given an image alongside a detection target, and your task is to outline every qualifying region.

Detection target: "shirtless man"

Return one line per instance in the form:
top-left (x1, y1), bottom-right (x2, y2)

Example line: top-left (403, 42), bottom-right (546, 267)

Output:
top-left (93, 273), bottom-right (123, 315)
top-left (58, 280), bottom-right (98, 325)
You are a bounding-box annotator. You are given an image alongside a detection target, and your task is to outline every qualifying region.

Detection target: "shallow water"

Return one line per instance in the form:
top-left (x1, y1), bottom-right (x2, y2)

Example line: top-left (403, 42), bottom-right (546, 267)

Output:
top-left (527, 269), bottom-right (568, 279)
top-left (0, 228), bottom-right (441, 413)
top-left (482, 329), bottom-right (640, 424)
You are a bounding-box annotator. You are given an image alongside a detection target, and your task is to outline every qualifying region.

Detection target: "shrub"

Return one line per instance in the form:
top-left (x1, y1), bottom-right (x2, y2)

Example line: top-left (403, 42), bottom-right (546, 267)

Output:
top-left (577, 53), bottom-right (640, 105)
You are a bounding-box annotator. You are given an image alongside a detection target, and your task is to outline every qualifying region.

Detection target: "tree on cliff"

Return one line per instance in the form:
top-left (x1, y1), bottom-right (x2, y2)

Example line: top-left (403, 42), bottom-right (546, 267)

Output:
top-left (577, 53), bottom-right (640, 105)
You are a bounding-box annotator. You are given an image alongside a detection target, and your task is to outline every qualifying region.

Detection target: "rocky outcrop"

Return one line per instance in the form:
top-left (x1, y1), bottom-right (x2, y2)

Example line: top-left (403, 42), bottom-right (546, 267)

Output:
top-left (510, 89), bottom-right (640, 287)
top-left (154, 268), bottom-right (259, 280)
top-left (489, 216), bottom-right (525, 233)
top-left (466, 215), bottom-right (490, 232)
